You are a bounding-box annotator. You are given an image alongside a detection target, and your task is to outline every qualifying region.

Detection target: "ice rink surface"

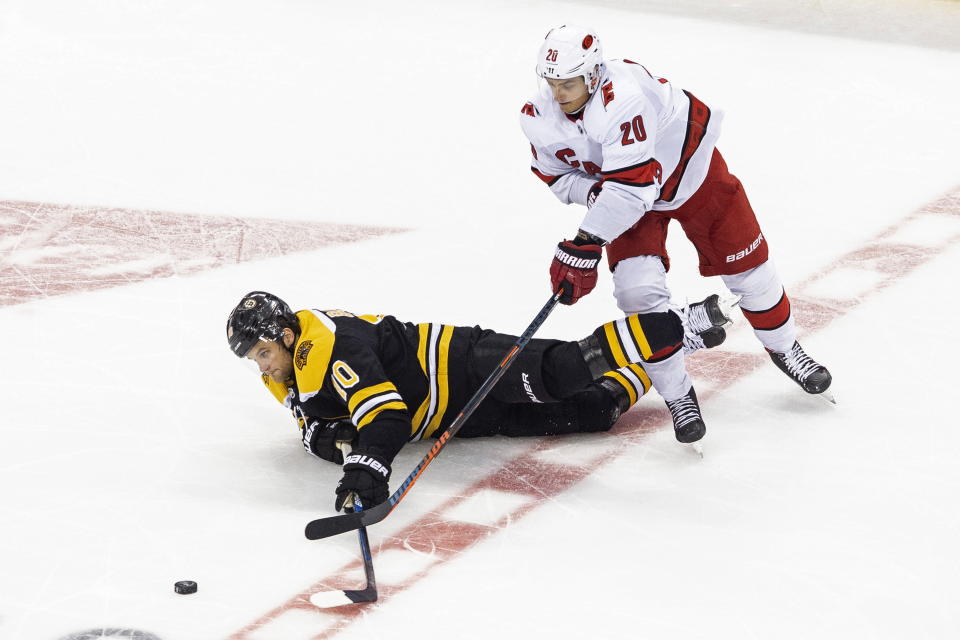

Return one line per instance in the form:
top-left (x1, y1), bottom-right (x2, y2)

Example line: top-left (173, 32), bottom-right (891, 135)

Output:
top-left (1, 1), bottom-right (959, 638)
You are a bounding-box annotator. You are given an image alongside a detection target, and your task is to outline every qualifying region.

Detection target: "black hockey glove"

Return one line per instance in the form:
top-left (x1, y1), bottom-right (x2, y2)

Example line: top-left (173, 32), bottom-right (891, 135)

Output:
top-left (334, 451), bottom-right (391, 512)
top-left (302, 419), bottom-right (357, 464)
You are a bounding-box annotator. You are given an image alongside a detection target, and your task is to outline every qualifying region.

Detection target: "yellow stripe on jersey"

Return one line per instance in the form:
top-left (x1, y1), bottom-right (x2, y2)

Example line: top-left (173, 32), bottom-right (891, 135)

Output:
top-left (352, 389), bottom-right (407, 427)
top-left (412, 323), bottom-right (432, 436)
top-left (356, 400), bottom-right (409, 429)
top-left (603, 322), bottom-right (629, 367)
top-left (422, 325), bottom-right (454, 439)
top-left (627, 314), bottom-right (653, 360)
top-left (348, 381), bottom-right (399, 414)
top-left (410, 323), bottom-right (456, 440)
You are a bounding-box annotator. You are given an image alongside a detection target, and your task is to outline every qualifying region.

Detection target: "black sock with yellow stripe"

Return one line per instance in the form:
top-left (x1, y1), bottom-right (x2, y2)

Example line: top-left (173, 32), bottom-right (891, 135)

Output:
top-left (597, 364), bottom-right (651, 411)
top-left (586, 311), bottom-right (685, 370)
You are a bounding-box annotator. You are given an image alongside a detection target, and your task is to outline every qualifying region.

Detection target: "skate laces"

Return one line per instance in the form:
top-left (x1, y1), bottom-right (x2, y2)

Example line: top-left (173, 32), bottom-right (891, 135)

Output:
top-left (681, 298), bottom-right (720, 355)
top-left (667, 394), bottom-right (700, 429)
top-left (684, 300), bottom-right (715, 335)
top-left (781, 343), bottom-right (822, 382)
top-left (683, 332), bottom-right (707, 355)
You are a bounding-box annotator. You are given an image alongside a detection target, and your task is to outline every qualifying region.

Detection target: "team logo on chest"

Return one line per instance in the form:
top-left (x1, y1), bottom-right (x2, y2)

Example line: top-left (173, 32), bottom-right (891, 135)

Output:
top-left (555, 148), bottom-right (601, 176)
top-left (295, 340), bottom-right (314, 370)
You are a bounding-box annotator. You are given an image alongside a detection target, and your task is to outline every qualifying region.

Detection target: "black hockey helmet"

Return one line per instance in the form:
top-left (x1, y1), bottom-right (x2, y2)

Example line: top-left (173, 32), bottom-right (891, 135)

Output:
top-left (226, 291), bottom-right (299, 357)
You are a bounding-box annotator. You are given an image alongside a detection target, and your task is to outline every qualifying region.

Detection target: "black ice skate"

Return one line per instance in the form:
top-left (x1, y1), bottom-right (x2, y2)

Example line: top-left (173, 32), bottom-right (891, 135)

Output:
top-left (683, 326), bottom-right (727, 354)
top-left (767, 341), bottom-right (835, 403)
top-left (666, 386), bottom-right (706, 456)
top-left (682, 294), bottom-right (741, 355)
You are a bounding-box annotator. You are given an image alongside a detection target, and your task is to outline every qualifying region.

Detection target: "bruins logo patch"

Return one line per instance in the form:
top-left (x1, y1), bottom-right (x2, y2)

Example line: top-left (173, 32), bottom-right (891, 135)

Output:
top-left (295, 340), bottom-right (314, 370)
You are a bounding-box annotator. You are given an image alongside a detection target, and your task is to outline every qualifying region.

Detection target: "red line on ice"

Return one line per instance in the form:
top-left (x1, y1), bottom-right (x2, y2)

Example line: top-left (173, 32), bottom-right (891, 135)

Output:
top-left (0, 200), bottom-right (406, 306)
top-left (222, 186), bottom-right (956, 638)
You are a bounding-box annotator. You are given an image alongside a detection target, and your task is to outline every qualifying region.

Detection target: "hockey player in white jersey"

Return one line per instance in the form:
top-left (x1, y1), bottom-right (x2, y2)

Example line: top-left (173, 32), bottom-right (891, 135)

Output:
top-left (520, 25), bottom-right (833, 444)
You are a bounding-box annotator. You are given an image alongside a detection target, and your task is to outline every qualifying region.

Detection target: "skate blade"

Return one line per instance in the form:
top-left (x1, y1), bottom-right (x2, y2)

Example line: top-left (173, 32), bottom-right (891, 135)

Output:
top-left (688, 441), bottom-right (704, 458)
top-left (719, 295), bottom-right (743, 327)
top-left (817, 388), bottom-right (837, 405)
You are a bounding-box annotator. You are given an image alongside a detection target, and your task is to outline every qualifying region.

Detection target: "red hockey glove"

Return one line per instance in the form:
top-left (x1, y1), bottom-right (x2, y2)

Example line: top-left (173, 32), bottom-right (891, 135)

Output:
top-left (550, 240), bottom-right (602, 305)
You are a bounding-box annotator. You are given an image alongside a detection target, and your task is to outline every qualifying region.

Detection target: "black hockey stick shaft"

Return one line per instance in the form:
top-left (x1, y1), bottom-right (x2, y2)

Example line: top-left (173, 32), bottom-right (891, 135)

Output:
top-left (342, 442), bottom-right (377, 597)
top-left (352, 493), bottom-right (377, 597)
top-left (305, 291), bottom-right (563, 540)
top-left (308, 443), bottom-right (378, 607)
top-left (338, 442), bottom-right (377, 602)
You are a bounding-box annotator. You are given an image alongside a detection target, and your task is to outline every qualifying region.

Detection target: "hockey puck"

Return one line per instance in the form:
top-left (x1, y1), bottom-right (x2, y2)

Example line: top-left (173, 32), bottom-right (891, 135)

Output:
top-left (174, 580), bottom-right (198, 594)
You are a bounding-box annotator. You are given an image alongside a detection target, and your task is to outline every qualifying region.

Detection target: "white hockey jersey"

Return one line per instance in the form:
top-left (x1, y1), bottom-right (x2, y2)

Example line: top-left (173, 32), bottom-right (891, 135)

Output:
top-left (520, 59), bottom-right (724, 243)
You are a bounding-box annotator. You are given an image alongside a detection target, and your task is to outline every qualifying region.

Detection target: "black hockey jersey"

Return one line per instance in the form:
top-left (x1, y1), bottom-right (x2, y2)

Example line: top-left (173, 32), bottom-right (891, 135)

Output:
top-left (261, 309), bottom-right (472, 455)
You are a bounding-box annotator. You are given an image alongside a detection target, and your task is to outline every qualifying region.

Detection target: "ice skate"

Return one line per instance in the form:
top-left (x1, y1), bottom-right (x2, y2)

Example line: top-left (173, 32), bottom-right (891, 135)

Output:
top-left (683, 325), bottom-right (727, 354)
top-left (665, 386), bottom-right (706, 455)
top-left (682, 294), bottom-right (741, 355)
top-left (768, 341), bottom-right (835, 404)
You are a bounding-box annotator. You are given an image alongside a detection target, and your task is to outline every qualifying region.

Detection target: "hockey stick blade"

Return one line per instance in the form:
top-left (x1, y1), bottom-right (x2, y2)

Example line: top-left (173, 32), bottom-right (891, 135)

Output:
top-left (304, 500), bottom-right (390, 540)
top-left (309, 585), bottom-right (378, 608)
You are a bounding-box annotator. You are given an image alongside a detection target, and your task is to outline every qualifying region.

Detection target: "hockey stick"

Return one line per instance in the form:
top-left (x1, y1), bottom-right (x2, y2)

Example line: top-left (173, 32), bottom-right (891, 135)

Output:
top-left (309, 443), bottom-right (378, 607)
top-left (305, 290), bottom-right (563, 540)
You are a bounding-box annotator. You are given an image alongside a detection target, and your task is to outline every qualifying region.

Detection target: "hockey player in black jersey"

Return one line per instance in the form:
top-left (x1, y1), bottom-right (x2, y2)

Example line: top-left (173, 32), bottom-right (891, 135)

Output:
top-left (226, 291), bottom-right (733, 512)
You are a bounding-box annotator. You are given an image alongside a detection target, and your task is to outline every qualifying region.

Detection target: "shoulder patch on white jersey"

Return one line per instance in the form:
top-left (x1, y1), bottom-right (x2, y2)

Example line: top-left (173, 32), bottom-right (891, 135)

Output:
top-left (600, 81), bottom-right (615, 107)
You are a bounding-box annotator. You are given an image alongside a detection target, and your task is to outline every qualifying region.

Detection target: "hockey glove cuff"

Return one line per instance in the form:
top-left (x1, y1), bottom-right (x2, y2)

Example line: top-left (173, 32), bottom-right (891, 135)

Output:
top-left (334, 451), bottom-right (391, 512)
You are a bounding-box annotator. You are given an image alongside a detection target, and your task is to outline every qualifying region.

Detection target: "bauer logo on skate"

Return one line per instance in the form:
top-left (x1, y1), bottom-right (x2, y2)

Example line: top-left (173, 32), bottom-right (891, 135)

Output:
top-left (726, 232), bottom-right (764, 263)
